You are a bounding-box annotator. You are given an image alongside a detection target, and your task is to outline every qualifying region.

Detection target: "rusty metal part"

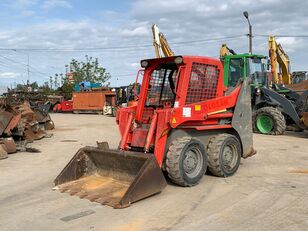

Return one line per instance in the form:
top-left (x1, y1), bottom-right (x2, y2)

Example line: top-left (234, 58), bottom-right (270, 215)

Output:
top-left (4, 114), bottom-right (21, 135)
top-left (33, 108), bottom-right (51, 123)
top-left (0, 98), bottom-right (54, 156)
top-left (0, 138), bottom-right (16, 160)
top-left (45, 120), bottom-right (55, 130)
top-left (0, 111), bottom-right (13, 135)
top-left (0, 144), bottom-right (8, 159)
top-left (54, 144), bottom-right (167, 209)
top-left (0, 138), bottom-right (17, 153)
top-left (302, 112), bottom-right (308, 128)
top-left (24, 125), bottom-right (46, 141)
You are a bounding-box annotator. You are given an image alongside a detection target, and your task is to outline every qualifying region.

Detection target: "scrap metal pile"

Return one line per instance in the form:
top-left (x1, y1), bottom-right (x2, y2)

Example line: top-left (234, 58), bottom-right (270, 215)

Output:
top-left (287, 80), bottom-right (308, 91)
top-left (0, 96), bottom-right (55, 160)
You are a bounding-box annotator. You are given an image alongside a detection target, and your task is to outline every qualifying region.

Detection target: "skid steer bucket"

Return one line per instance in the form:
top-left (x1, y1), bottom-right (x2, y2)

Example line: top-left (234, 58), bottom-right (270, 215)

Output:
top-left (54, 144), bottom-right (167, 209)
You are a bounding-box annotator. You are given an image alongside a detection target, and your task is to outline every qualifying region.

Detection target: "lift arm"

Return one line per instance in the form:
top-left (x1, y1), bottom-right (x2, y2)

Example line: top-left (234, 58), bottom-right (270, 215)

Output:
top-left (219, 44), bottom-right (237, 59)
top-left (152, 24), bottom-right (175, 58)
top-left (268, 36), bottom-right (292, 84)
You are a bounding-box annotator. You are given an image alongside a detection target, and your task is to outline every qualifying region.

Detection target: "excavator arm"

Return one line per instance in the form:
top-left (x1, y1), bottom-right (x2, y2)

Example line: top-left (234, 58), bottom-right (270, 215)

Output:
top-left (219, 44), bottom-right (237, 59)
top-left (152, 24), bottom-right (175, 58)
top-left (268, 36), bottom-right (292, 85)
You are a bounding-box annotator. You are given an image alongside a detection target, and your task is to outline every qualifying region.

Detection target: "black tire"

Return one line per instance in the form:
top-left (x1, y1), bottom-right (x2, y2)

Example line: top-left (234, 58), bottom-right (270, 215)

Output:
top-left (166, 137), bottom-right (207, 186)
top-left (252, 106), bottom-right (286, 135)
top-left (207, 134), bottom-right (241, 177)
top-left (112, 107), bottom-right (117, 117)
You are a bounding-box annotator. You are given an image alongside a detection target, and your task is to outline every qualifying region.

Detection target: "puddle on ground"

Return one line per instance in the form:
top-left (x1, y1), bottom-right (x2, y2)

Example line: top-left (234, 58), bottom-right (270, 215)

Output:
top-left (60, 140), bottom-right (78, 142)
top-left (60, 209), bottom-right (96, 222)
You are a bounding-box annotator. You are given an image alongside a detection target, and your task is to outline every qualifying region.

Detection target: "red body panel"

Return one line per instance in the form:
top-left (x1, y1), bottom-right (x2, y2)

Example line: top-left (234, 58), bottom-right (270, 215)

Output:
top-left (116, 56), bottom-right (240, 167)
top-left (61, 100), bottom-right (73, 112)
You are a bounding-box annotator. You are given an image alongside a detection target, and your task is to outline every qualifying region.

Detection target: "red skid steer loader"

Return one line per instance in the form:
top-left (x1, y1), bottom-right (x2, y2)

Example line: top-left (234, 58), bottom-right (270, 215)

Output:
top-left (54, 56), bottom-right (255, 208)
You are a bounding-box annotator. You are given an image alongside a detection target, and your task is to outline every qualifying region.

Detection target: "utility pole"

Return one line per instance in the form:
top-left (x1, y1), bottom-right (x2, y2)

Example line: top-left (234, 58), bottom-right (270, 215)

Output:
top-left (243, 11), bottom-right (252, 54)
top-left (27, 53), bottom-right (30, 85)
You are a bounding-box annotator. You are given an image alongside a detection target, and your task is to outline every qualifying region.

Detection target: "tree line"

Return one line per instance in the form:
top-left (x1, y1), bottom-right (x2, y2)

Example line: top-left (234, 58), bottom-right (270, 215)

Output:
top-left (15, 55), bottom-right (111, 99)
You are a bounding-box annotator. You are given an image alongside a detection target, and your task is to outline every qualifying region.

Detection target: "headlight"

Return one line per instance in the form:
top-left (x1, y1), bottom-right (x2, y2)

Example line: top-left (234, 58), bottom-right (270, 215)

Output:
top-left (141, 60), bottom-right (148, 68)
top-left (255, 87), bottom-right (261, 95)
top-left (174, 56), bottom-right (183, 64)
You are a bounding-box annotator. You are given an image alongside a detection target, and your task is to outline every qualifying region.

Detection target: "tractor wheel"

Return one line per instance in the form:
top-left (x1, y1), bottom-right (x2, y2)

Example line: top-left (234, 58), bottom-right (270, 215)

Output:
top-left (166, 137), bottom-right (207, 186)
top-left (207, 134), bottom-right (241, 177)
top-left (253, 107), bottom-right (286, 135)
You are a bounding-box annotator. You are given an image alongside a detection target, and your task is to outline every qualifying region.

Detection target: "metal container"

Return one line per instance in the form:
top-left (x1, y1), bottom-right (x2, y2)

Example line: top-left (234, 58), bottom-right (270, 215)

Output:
top-left (72, 91), bottom-right (115, 113)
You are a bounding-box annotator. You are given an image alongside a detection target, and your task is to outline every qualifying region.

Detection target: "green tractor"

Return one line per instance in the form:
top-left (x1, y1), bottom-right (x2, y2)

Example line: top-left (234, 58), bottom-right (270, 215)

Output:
top-left (221, 51), bottom-right (308, 135)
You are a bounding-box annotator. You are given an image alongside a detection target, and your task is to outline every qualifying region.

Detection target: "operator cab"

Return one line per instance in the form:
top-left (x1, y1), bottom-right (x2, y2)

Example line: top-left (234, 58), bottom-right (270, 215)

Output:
top-left (145, 62), bottom-right (178, 108)
top-left (140, 57), bottom-right (182, 109)
top-left (223, 54), bottom-right (268, 88)
top-left (247, 56), bottom-right (267, 87)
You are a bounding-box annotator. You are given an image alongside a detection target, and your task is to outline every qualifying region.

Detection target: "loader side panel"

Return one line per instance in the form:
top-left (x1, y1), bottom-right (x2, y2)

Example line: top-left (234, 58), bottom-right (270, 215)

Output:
top-left (232, 78), bottom-right (255, 158)
top-left (153, 110), bottom-right (171, 166)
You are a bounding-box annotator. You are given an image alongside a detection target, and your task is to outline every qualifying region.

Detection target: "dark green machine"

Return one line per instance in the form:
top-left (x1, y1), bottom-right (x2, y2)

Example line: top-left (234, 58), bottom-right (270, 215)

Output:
top-left (221, 53), bottom-right (308, 135)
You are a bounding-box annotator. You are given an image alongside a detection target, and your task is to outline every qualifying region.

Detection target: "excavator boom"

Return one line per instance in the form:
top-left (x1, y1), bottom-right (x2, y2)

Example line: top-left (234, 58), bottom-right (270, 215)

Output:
top-left (268, 36), bottom-right (292, 84)
top-left (152, 24), bottom-right (175, 58)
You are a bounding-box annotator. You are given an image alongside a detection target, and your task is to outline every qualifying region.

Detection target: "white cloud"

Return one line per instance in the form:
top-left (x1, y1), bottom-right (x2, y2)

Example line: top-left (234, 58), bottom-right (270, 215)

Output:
top-left (276, 37), bottom-right (303, 52)
top-left (130, 62), bottom-right (139, 67)
top-left (9, 0), bottom-right (38, 9)
top-left (1, 0), bottom-right (308, 87)
top-left (21, 10), bottom-right (36, 16)
top-left (120, 26), bottom-right (149, 37)
top-left (0, 72), bottom-right (20, 79)
top-left (41, 0), bottom-right (72, 10)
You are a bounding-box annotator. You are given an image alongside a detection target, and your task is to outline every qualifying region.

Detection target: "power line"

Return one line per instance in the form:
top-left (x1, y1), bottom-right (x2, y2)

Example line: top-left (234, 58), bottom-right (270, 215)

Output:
top-left (0, 53), bottom-right (50, 75)
top-left (0, 35), bottom-right (245, 52)
top-left (255, 34), bottom-right (308, 38)
top-left (0, 34), bottom-right (306, 53)
top-left (0, 54), bottom-right (50, 77)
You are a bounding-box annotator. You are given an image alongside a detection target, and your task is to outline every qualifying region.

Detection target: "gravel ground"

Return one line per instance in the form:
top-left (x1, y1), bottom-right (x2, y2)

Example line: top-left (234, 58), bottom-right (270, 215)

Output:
top-left (1, 113), bottom-right (308, 231)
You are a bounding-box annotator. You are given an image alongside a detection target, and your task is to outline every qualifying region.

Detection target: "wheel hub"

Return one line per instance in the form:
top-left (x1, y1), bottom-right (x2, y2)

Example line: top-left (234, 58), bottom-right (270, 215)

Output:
top-left (223, 146), bottom-right (233, 164)
top-left (256, 114), bottom-right (274, 134)
top-left (222, 144), bottom-right (237, 170)
top-left (183, 147), bottom-right (202, 177)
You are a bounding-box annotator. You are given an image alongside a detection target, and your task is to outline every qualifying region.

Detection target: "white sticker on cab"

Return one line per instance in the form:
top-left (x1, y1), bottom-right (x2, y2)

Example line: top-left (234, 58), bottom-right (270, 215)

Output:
top-left (174, 101), bottom-right (179, 108)
top-left (183, 107), bottom-right (191, 117)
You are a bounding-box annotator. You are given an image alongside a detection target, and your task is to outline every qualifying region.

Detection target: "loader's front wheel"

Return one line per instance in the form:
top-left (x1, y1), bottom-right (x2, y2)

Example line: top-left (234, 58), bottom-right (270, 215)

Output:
top-left (166, 137), bottom-right (207, 186)
top-left (207, 134), bottom-right (241, 177)
top-left (253, 107), bottom-right (286, 135)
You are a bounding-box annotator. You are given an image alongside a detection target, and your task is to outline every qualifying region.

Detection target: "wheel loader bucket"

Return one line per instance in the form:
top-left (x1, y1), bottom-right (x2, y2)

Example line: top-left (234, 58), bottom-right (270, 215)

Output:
top-left (53, 144), bottom-right (167, 209)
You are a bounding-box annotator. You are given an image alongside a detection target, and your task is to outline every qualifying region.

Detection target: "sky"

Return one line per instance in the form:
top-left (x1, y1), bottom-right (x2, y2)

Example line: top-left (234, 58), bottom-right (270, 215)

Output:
top-left (0, 0), bottom-right (307, 90)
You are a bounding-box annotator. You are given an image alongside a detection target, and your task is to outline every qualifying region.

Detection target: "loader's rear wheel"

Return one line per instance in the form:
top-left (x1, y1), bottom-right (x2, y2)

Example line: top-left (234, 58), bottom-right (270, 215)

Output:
top-left (253, 107), bottom-right (286, 135)
top-left (207, 134), bottom-right (241, 177)
top-left (166, 137), bottom-right (207, 186)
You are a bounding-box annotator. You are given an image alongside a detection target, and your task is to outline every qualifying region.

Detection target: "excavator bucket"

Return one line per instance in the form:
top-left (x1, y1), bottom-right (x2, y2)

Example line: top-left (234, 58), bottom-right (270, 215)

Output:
top-left (54, 144), bottom-right (167, 209)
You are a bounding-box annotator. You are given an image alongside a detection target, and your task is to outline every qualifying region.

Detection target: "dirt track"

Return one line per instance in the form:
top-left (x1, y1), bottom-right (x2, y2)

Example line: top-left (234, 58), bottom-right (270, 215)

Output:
top-left (1, 114), bottom-right (308, 231)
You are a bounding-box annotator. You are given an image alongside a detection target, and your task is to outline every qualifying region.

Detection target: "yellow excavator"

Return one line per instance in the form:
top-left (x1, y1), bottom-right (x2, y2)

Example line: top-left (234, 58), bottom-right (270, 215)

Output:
top-left (152, 24), bottom-right (175, 58)
top-left (268, 36), bottom-right (292, 85)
